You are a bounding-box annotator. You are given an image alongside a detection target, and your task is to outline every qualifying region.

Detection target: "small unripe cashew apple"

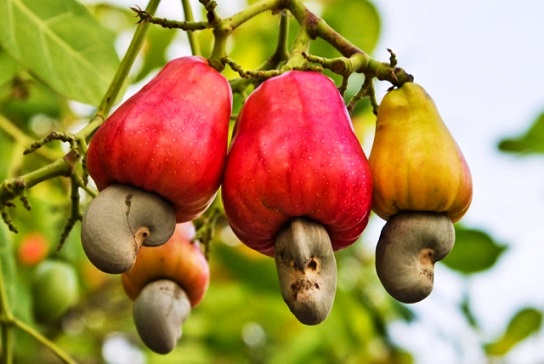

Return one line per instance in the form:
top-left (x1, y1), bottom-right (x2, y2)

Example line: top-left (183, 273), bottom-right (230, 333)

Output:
top-left (32, 260), bottom-right (79, 323)
top-left (222, 71), bottom-right (372, 325)
top-left (369, 82), bottom-right (472, 303)
top-left (375, 212), bottom-right (454, 303)
top-left (82, 56), bottom-right (232, 273)
top-left (121, 223), bottom-right (209, 354)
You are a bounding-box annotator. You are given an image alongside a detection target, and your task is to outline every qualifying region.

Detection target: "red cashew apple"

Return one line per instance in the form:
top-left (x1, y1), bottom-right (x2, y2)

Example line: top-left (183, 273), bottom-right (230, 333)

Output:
top-left (121, 223), bottom-right (210, 354)
top-left (222, 70), bottom-right (372, 324)
top-left (81, 56), bottom-right (232, 273)
top-left (18, 232), bottom-right (49, 266)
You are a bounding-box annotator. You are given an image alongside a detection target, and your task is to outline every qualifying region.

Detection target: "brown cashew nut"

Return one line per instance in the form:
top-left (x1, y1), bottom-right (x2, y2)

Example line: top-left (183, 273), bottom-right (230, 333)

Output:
top-left (81, 184), bottom-right (176, 274)
top-left (275, 217), bottom-right (337, 325)
top-left (375, 211), bottom-right (455, 303)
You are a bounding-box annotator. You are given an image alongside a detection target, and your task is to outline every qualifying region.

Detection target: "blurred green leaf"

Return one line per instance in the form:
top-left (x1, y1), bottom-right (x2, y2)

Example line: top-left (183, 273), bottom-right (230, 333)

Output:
top-left (0, 0), bottom-right (120, 105)
top-left (313, 0), bottom-right (381, 57)
top-left (442, 226), bottom-right (507, 274)
top-left (134, 26), bottom-right (177, 83)
top-left (224, 11), bottom-right (283, 79)
top-left (212, 242), bottom-right (280, 294)
top-left (0, 50), bottom-right (19, 87)
top-left (0, 78), bottom-right (64, 126)
top-left (460, 295), bottom-right (479, 328)
top-left (485, 307), bottom-right (543, 356)
top-left (498, 112), bottom-right (544, 154)
top-left (0, 218), bottom-right (34, 328)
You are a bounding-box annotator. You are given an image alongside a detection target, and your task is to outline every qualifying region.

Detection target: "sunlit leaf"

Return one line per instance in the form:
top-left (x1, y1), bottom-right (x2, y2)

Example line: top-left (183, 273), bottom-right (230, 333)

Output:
top-left (0, 0), bottom-right (120, 105)
top-left (498, 112), bottom-right (544, 154)
top-left (485, 307), bottom-right (543, 356)
top-left (442, 226), bottom-right (507, 274)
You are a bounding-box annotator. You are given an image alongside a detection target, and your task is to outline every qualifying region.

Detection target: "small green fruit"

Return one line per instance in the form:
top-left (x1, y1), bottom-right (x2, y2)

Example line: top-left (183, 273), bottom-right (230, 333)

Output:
top-left (32, 260), bottom-right (79, 323)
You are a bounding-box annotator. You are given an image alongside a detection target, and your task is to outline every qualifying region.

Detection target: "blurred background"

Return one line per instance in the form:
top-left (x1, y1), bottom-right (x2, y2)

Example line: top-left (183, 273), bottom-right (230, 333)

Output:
top-left (0, 0), bottom-right (543, 363)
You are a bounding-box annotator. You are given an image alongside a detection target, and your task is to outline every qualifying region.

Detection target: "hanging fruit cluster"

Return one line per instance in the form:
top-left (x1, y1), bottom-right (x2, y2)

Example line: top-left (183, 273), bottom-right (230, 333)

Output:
top-left (0, 0), bottom-right (472, 355)
top-left (80, 52), bottom-right (472, 352)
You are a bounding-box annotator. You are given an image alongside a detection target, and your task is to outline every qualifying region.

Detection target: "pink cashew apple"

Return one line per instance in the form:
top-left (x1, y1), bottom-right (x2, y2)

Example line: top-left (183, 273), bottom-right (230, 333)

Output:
top-left (82, 56), bottom-right (232, 274)
top-left (222, 70), bottom-right (372, 324)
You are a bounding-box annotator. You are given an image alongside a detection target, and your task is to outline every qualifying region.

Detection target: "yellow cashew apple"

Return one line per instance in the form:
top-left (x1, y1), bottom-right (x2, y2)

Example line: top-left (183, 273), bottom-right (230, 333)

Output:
top-left (369, 82), bottom-right (472, 222)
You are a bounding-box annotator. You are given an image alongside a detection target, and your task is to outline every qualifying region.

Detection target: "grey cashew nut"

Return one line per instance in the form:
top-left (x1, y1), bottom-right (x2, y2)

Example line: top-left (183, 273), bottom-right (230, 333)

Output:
top-left (375, 211), bottom-right (455, 304)
top-left (81, 184), bottom-right (176, 274)
top-left (275, 217), bottom-right (337, 325)
top-left (133, 279), bottom-right (191, 354)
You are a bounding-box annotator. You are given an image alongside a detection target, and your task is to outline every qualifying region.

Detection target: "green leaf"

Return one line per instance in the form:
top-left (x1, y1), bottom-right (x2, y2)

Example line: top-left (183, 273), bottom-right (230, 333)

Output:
top-left (0, 0), bottom-right (120, 105)
top-left (133, 25), bottom-right (176, 83)
top-left (498, 112), bottom-right (544, 154)
top-left (485, 307), bottom-right (543, 356)
top-left (314, 0), bottom-right (381, 57)
top-left (0, 221), bottom-right (33, 324)
top-left (0, 78), bottom-right (63, 125)
top-left (0, 50), bottom-right (19, 86)
top-left (212, 242), bottom-right (279, 294)
top-left (442, 226), bottom-right (507, 274)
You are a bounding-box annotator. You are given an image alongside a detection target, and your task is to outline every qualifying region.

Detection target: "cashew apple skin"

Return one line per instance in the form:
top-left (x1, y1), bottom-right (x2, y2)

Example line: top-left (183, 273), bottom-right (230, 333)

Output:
top-left (86, 56), bottom-right (232, 222)
top-left (121, 223), bottom-right (209, 307)
top-left (369, 82), bottom-right (472, 222)
top-left (222, 70), bottom-right (373, 256)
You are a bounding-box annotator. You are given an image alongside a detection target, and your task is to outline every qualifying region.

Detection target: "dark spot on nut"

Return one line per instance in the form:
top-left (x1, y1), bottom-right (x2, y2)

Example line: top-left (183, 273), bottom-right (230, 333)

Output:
top-left (307, 259), bottom-right (317, 270)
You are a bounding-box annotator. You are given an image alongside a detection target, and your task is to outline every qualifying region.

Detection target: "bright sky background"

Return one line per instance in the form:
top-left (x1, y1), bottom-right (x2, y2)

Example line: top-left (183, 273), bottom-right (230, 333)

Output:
top-left (84, 1), bottom-right (544, 362)
top-left (371, 1), bottom-right (544, 363)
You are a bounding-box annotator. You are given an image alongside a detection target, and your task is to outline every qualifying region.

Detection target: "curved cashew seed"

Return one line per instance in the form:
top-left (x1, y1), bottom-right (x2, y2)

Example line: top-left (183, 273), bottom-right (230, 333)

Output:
top-left (81, 184), bottom-right (176, 274)
top-left (375, 211), bottom-right (455, 303)
top-left (275, 217), bottom-right (337, 325)
top-left (133, 279), bottom-right (191, 354)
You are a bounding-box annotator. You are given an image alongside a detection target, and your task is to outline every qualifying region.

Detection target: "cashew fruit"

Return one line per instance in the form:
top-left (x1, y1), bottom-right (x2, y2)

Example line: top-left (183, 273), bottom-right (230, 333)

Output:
top-left (222, 70), bottom-right (372, 324)
top-left (222, 70), bottom-right (373, 256)
top-left (86, 56), bottom-right (232, 222)
top-left (369, 82), bottom-right (472, 222)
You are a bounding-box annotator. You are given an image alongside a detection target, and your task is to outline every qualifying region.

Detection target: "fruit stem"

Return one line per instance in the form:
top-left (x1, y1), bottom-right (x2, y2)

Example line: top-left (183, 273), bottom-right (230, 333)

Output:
top-left (181, 0), bottom-right (201, 56)
top-left (12, 317), bottom-right (77, 364)
top-left (208, 0), bottom-right (285, 71)
top-left (273, 10), bottom-right (291, 64)
top-left (282, 4), bottom-right (316, 71)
